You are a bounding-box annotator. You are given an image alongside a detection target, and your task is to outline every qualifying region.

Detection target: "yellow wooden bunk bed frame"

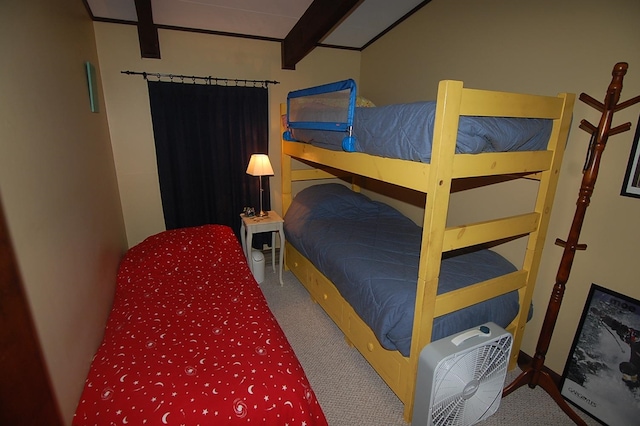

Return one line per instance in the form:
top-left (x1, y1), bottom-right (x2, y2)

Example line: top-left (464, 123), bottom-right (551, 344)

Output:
top-left (280, 80), bottom-right (575, 422)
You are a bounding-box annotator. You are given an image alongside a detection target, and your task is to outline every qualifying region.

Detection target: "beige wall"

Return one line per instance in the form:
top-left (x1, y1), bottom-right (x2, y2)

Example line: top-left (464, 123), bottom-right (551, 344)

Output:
top-left (0, 0), bottom-right (127, 423)
top-left (94, 23), bottom-right (361, 247)
top-left (360, 0), bottom-right (640, 373)
top-left (3, 1), bottom-right (636, 421)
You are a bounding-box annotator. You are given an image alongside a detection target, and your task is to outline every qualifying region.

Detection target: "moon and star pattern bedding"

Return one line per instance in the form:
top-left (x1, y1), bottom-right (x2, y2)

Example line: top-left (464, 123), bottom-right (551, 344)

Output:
top-left (73, 224), bottom-right (327, 425)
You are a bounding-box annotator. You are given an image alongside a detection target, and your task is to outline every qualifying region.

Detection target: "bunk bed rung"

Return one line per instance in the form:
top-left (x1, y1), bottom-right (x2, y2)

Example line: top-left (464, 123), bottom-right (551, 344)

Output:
top-left (452, 150), bottom-right (553, 178)
top-left (433, 270), bottom-right (528, 317)
top-left (285, 141), bottom-right (554, 184)
top-left (516, 172), bottom-right (544, 181)
top-left (291, 168), bottom-right (346, 181)
top-left (283, 141), bottom-right (431, 192)
top-left (443, 212), bottom-right (540, 251)
top-left (460, 88), bottom-right (566, 118)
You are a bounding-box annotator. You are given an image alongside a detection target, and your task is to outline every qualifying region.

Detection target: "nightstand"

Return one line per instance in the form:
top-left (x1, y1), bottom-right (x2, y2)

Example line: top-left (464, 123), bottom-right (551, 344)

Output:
top-left (240, 211), bottom-right (285, 286)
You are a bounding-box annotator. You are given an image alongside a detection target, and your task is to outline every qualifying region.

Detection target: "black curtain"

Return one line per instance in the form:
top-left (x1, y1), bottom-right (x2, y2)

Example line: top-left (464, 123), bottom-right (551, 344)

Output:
top-left (147, 81), bottom-right (270, 244)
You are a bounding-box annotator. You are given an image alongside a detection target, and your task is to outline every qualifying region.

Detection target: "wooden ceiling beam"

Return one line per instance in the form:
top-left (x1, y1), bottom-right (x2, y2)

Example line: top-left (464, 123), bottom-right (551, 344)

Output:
top-left (281, 0), bottom-right (363, 70)
top-left (134, 0), bottom-right (160, 59)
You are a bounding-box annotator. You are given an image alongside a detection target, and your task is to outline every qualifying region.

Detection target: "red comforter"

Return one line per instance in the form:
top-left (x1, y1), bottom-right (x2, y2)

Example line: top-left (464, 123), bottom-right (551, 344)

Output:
top-left (74, 225), bottom-right (327, 425)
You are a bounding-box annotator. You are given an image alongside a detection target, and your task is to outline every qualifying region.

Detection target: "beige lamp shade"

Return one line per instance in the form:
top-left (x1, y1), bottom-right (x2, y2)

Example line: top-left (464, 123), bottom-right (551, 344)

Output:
top-left (246, 154), bottom-right (274, 176)
top-left (246, 154), bottom-right (273, 217)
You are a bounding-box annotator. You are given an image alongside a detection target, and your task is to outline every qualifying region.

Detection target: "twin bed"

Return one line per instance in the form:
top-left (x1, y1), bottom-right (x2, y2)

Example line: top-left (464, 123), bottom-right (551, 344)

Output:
top-left (73, 225), bottom-right (327, 425)
top-left (281, 79), bottom-right (575, 421)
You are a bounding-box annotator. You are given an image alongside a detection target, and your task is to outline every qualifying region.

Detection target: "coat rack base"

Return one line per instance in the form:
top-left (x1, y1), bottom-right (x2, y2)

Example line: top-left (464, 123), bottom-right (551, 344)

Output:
top-left (503, 363), bottom-right (587, 425)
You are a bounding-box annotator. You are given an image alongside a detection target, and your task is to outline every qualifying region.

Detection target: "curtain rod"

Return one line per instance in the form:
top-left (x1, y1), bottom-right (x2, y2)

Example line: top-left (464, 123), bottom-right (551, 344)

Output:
top-left (121, 70), bottom-right (280, 88)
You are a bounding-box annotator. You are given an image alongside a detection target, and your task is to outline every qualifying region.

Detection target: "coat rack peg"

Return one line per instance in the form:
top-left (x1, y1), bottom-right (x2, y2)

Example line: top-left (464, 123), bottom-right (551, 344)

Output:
top-left (554, 238), bottom-right (587, 250)
top-left (614, 94), bottom-right (640, 112)
top-left (579, 93), bottom-right (604, 112)
top-left (578, 119), bottom-right (597, 134)
top-left (610, 122), bottom-right (632, 136)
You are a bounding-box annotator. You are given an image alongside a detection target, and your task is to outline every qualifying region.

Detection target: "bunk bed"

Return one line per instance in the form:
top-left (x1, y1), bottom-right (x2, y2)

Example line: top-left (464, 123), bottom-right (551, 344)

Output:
top-left (73, 225), bottom-right (327, 426)
top-left (279, 79), bottom-right (575, 422)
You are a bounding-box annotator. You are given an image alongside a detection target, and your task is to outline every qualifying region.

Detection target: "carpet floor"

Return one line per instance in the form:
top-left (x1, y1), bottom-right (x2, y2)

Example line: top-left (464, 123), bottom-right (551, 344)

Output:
top-left (258, 266), bottom-right (600, 425)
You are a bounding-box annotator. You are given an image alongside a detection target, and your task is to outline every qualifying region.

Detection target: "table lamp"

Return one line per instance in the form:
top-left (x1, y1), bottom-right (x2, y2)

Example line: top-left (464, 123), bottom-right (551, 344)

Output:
top-left (246, 154), bottom-right (274, 217)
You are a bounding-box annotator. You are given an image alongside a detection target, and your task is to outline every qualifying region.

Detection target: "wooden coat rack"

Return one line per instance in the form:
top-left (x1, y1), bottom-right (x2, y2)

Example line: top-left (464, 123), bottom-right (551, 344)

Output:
top-left (502, 62), bottom-right (640, 424)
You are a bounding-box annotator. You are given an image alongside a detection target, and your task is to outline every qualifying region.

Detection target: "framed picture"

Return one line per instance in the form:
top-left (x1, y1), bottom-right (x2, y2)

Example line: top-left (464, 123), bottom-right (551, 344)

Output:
top-left (621, 116), bottom-right (640, 198)
top-left (561, 284), bottom-right (640, 425)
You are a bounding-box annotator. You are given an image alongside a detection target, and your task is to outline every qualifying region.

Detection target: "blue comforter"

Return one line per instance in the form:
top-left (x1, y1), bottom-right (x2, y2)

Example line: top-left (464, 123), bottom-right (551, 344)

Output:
top-left (284, 184), bottom-right (521, 356)
top-left (289, 102), bottom-right (551, 162)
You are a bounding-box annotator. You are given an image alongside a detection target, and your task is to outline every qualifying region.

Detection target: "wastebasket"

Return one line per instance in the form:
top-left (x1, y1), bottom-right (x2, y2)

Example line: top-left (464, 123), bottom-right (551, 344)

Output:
top-left (251, 249), bottom-right (265, 283)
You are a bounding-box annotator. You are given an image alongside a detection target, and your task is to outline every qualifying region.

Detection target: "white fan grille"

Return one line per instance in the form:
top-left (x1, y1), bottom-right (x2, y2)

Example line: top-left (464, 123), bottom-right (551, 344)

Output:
top-left (430, 335), bottom-right (512, 426)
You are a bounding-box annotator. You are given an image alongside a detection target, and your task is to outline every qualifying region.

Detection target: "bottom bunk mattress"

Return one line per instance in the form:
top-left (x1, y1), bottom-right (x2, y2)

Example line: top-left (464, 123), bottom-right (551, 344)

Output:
top-left (284, 184), bottom-right (522, 357)
top-left (73, 224), bottom-right (327, 425)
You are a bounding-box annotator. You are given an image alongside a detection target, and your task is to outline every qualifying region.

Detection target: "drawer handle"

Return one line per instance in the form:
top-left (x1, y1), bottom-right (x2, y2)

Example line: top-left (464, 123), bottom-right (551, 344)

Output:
top-left (367, 343), bottom-right (374, 352)
top-left (294, 262), bottom-right (299, 267)
top-left (323, 293), bottom-right (328, 300)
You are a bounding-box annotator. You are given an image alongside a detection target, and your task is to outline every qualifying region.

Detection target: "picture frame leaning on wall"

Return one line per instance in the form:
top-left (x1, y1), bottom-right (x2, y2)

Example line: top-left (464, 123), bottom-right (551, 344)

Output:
top-left (561, 284), bottom-right (640, 426)
top-left (621, 116), bottom-right (640, 198)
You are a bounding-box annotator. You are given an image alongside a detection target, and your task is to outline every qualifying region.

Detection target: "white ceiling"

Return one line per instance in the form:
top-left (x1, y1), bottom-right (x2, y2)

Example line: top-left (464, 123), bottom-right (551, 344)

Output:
top-left (86, 0), bottom-right (426, 49)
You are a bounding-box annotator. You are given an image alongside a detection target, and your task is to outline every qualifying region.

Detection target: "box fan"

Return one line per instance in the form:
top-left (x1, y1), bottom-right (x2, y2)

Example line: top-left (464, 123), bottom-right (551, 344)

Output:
top-left (412, 322), bottom-right (513, 426)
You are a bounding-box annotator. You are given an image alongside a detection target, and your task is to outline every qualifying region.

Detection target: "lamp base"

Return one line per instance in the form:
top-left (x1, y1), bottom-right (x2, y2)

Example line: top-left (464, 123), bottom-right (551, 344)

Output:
top-left (257, 210), bottom-right (269, 217)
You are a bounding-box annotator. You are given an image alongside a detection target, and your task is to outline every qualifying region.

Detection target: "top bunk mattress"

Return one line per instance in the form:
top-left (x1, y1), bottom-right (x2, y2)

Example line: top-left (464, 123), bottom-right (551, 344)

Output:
top-left (284, 80), bottom-right (552, 163)
top-left (284, 184), bottom-right (522, 357)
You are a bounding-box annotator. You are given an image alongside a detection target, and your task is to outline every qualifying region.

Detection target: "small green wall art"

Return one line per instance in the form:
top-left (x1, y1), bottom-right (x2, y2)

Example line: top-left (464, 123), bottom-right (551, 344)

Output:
top-left (85, 61), bottom-right (99, 113)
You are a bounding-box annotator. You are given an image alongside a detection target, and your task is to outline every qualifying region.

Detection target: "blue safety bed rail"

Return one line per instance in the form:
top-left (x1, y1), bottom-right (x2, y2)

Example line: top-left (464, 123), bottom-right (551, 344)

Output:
top-left (284, 79), bottom-right (358, 151)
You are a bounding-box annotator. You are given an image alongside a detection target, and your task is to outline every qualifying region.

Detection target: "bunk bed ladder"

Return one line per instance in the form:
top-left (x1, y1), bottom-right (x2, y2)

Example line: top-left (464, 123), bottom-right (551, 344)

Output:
top-left (409, 81), bottom-right (463, 416)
